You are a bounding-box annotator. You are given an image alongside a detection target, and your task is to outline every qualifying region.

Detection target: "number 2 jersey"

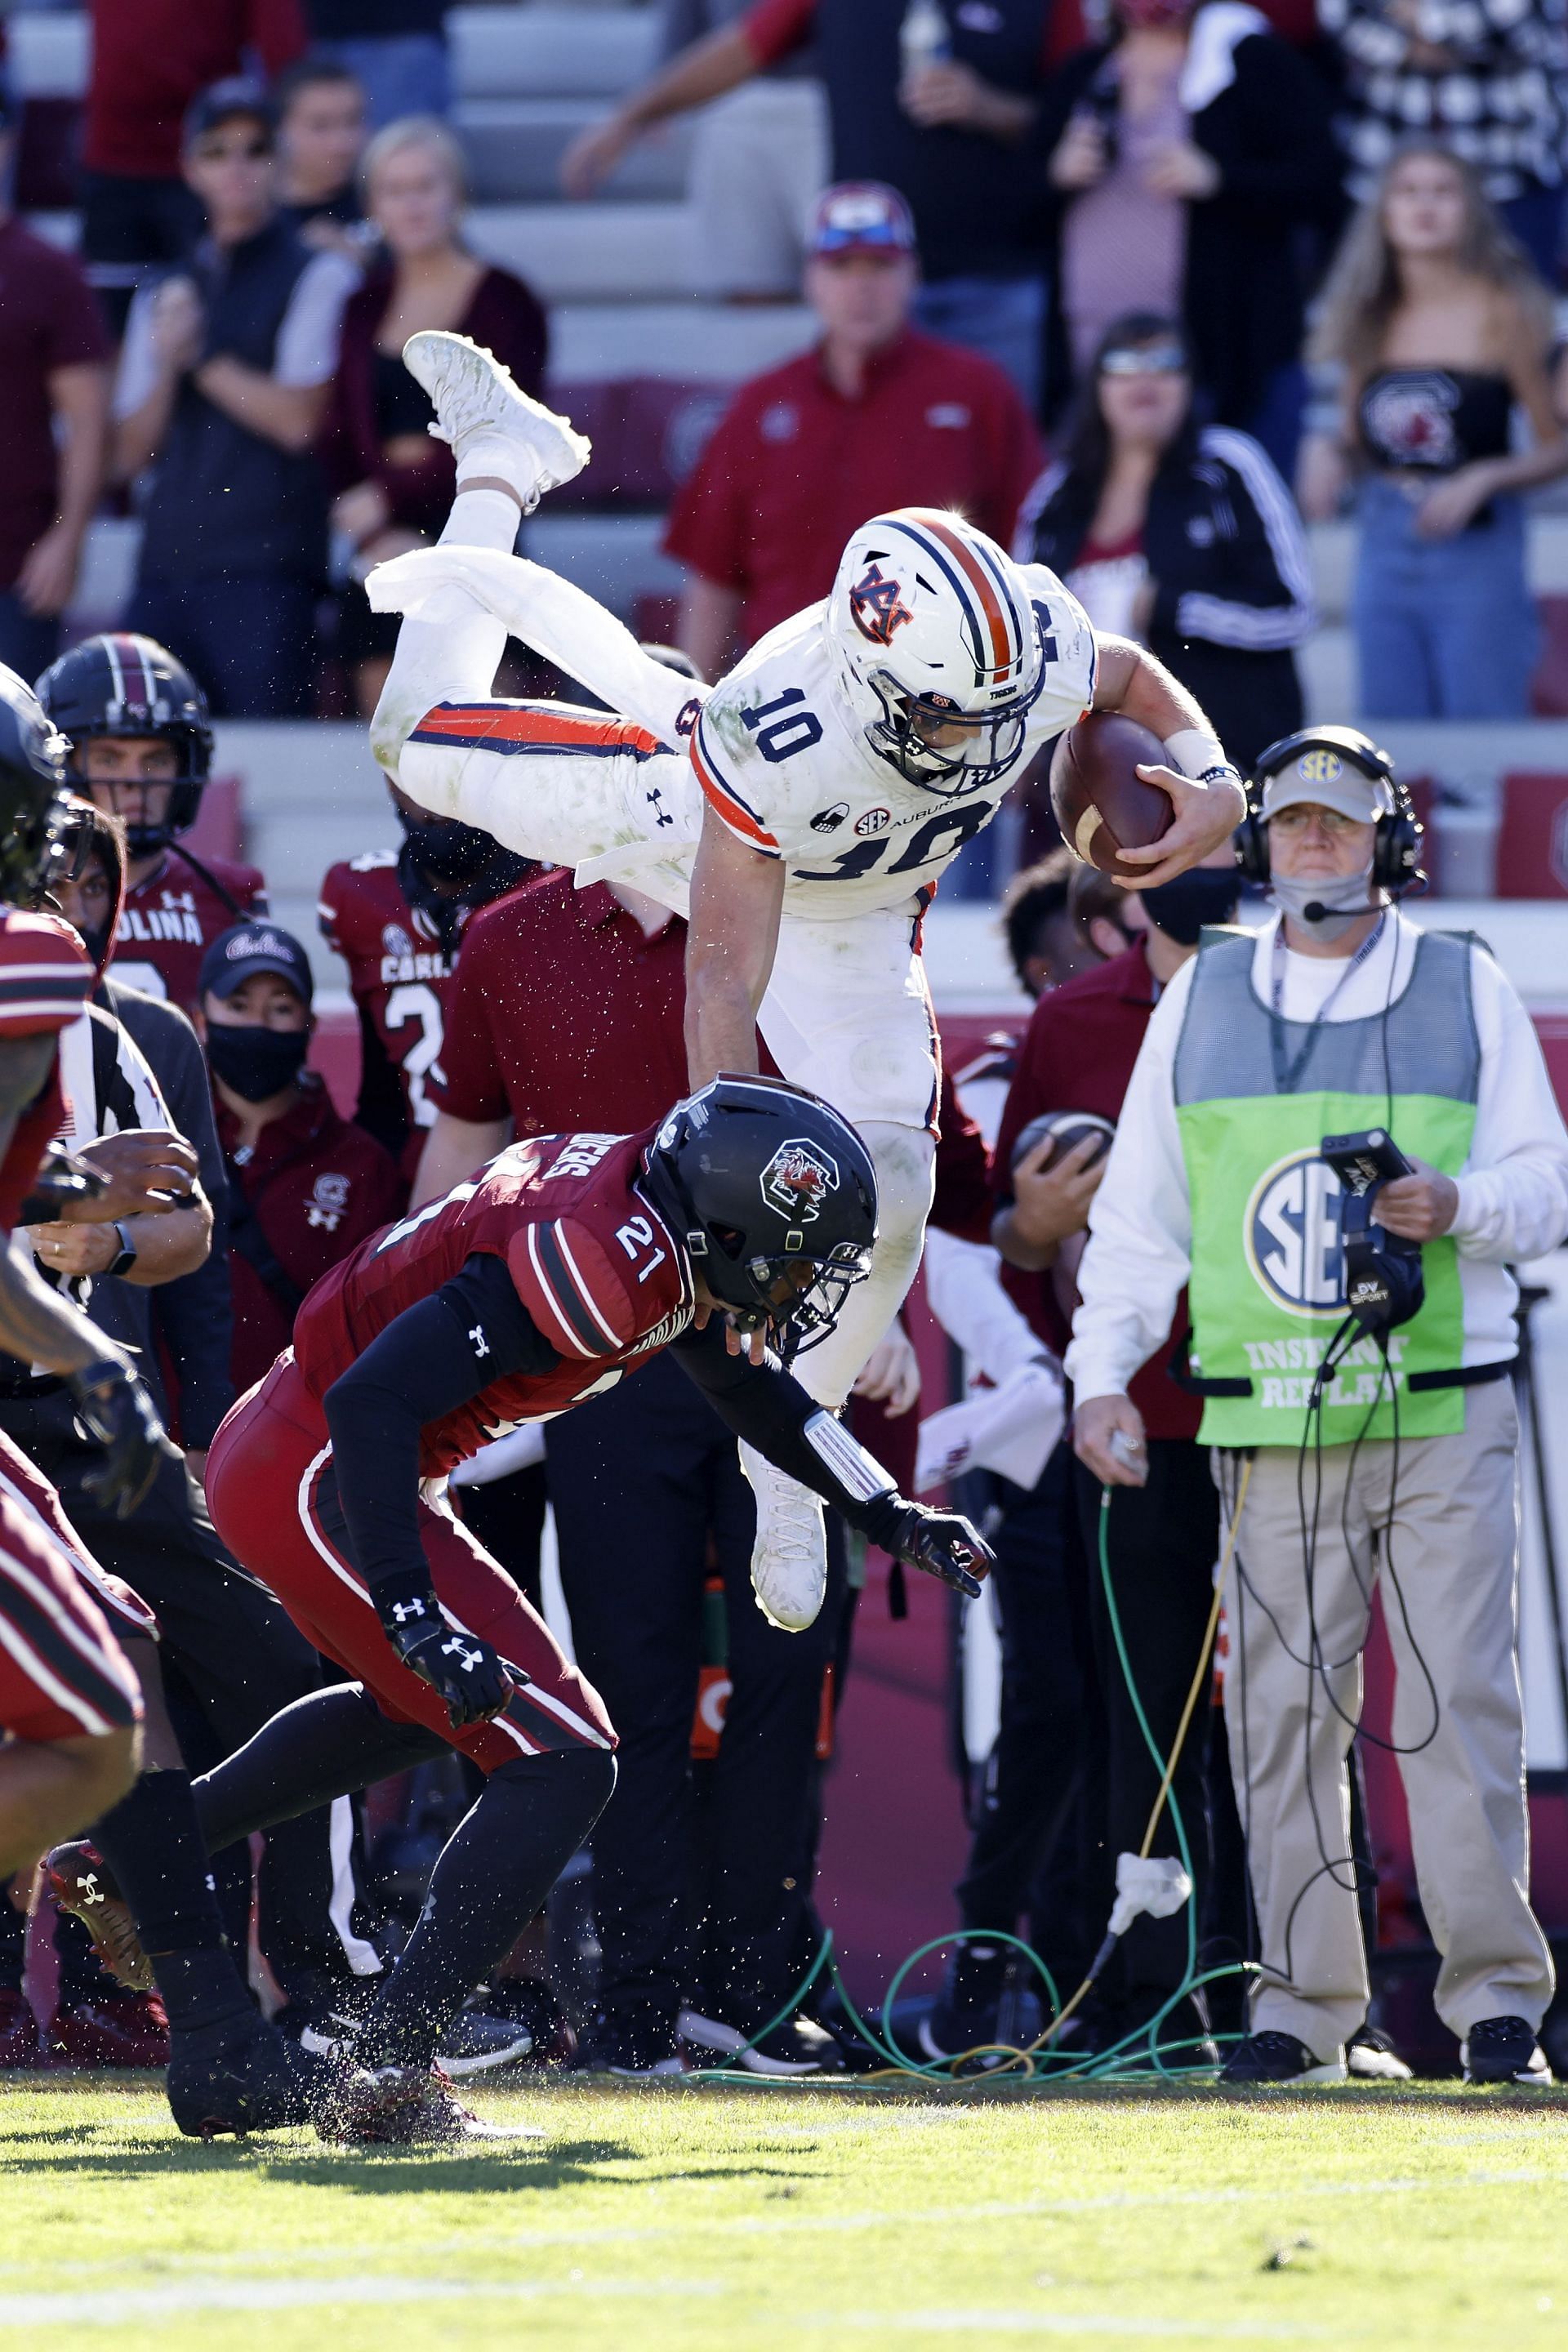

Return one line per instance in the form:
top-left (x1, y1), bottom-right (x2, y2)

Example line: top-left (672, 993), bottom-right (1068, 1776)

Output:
top-left (291, 1127), bottom-right (693, 1474)
top-left (687, 566), bottom-right (1096, 920)
top-left (317, 848), bottom-right (459, 1178)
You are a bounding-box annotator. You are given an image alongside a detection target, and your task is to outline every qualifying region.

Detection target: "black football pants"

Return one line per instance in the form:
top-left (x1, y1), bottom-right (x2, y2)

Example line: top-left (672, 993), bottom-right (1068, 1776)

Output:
top-left (0, 1390), bottom-right (372, 2007)
top-left (546, 1352), bottom-right (843, 2041)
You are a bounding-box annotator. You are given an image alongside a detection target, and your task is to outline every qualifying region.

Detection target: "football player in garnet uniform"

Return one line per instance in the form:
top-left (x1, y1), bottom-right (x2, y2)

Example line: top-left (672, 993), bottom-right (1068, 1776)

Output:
top-left (0, 668), bottom-right (177, 1864)
top-left (36, 635), bottom-right (267, 1007)
top-left (82, 1076), bottom-right (991, 2143)
top-left (317, 784), bottom-right (536, 1180)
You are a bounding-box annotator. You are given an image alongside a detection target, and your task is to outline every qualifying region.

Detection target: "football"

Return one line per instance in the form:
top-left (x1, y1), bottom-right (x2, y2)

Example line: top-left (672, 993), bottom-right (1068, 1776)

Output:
top-left (1010, 1109), bottom-right (1117, 1173)
top-left (1050, 710), bottom-right (1174, 880)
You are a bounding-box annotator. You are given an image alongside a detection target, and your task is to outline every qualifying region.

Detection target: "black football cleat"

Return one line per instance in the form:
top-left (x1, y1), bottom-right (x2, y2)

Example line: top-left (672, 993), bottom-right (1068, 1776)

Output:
top-left (314, 2060), bottom-right (543, 2145)
top-left (917, 1941), bottom-right (1009, 2064)
top-left (167, 2016), bottom-right (323, 2139)
top-left (1220, 2029), bottom-right (1346, 2085)
top-left (42, 1842), bottom-right (152, 1990)
top-left (1346, 2023), bottom-right (1414, 2082)
top-left (679, 2005), bottom-right (845, 2077)
top-left (1461, 2016), bottom-right (1553, 2086)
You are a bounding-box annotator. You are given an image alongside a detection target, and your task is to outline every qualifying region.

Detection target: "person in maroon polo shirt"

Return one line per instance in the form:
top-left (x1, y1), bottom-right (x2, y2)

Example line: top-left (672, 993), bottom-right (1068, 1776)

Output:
top-left (662, 182), bottom-right (1041, 681)
top-left (0, 99), bottom-right (111, 682)
top-left (196, 921), bottom-right (403, 1397)
top-left (416, 868), bottom-right (846, 2078)
top-left (987, 849), bottom-right (1244, 2059)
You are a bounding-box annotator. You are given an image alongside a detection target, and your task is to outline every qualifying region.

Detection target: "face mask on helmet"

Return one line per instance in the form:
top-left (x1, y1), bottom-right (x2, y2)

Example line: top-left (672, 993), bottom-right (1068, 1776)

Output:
top-left (862, 671), bottom-right (1036, 800)
top-left (695, 1228), bottom-right (874, 1359)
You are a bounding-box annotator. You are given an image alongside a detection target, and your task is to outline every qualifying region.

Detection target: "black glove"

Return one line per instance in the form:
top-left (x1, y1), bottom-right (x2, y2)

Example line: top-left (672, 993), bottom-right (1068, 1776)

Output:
top-left (864, 1495), bottom-right (994, 1600)
top-left (68, 1359), bottom-right (168, 1519)
top-left (374, 1578), bottom-right (518, 1728)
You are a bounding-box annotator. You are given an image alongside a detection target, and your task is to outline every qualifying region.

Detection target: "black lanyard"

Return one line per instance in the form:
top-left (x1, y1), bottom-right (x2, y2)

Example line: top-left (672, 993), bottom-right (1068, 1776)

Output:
top-left (1267, 914), bottom-right (1386, 1096)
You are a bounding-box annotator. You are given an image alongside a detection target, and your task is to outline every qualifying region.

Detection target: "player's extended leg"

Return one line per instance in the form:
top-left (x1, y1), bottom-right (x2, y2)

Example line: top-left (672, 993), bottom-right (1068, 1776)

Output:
top-left (200, 1369), bottom-right (617, 2140)
top-left (367, 332), bottom-right (700, 890)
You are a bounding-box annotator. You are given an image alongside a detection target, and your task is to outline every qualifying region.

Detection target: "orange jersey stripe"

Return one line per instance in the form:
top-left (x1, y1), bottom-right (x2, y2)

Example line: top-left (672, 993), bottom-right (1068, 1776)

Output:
top-left (689, 733), bottom-right (780, 854)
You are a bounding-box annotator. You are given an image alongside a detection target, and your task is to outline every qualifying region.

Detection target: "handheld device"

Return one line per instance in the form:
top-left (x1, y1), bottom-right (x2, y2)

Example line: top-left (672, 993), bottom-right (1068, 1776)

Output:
top-left (1319, 1129), bottom-right (1424, 1336)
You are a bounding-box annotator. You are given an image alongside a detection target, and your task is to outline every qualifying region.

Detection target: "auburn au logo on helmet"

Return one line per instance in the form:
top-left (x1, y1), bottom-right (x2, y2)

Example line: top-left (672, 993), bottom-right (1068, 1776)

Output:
top-left (849, 565), bottom-right (915, 648)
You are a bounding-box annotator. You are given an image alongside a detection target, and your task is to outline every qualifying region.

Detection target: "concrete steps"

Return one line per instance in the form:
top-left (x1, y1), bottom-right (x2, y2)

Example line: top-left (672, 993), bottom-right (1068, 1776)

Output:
top-left (457, 99), bottom-right (692, 203)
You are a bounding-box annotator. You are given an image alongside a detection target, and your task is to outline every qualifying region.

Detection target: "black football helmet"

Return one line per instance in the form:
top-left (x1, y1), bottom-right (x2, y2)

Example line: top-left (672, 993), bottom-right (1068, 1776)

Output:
top-left (640, 1075), bottom-right (878, 1354)
top-left (395, 814), bottom-right (538, 954)
top-left (0, 665), bottom-right (73, 905)
top-left (36, 634), bottom-right (213, 853)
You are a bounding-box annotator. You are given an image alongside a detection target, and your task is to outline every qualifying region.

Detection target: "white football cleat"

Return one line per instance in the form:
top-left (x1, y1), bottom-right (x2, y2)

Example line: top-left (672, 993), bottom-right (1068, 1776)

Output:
top-left (740, 1443), bottom-right (826, 1632)
top-left (403, 330), bottom-right (590, 511)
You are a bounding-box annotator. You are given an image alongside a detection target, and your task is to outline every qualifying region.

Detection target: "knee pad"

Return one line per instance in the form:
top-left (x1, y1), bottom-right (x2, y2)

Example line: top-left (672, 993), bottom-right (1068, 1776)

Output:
top-left (860, 1121), bottom-right (936, 1268)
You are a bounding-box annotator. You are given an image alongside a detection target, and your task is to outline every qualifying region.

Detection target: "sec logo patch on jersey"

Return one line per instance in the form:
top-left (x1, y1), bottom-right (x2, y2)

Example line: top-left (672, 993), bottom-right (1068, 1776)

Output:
top-left (854, 808), bottom-right (891, 837)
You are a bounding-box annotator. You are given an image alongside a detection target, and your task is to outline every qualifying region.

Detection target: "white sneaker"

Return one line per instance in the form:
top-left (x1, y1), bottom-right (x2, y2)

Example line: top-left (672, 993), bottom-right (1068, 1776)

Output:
top-left (739, 1443), bottom-right (826, 1632)
top-left (403, 330), bottom-right (591, 510)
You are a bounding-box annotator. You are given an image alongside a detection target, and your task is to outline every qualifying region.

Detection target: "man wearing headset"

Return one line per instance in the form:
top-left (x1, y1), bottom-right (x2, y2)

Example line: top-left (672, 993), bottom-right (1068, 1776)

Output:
top-left (1067, 726), bottom-right (1568, 2087)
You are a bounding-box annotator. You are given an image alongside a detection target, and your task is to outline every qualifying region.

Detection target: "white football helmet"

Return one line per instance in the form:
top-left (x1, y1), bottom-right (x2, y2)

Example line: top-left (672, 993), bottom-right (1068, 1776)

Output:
top-left (826, 509), bottom-right (1045, 797)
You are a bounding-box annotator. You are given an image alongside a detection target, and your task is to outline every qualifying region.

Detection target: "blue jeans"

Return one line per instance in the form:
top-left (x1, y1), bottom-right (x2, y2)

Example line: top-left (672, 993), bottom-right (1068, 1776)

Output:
top-left (315, 33), bottom-right (451, 127)
top-left (1352, 475), bottom-right (1538, 719)
top-left (915, 273), bottom-right (1045, 416)
top-left (0, 591), bottom-right (60, 687)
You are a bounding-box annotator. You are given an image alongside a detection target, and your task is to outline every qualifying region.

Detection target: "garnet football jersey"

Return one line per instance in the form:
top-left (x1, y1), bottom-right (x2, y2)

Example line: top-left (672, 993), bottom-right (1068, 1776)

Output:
top-left (317, 849), bottom-right (460, 1174)
top-left (112, 845), bottom-right (269, 1008)
top-left (292, 1128), bottom-right (693, 1474)
top-left (0, 909), bottom-right (94, 1231)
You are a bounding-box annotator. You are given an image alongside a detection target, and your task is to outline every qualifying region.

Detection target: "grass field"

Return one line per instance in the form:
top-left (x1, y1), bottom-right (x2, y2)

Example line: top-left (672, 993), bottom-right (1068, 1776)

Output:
top-left (2, 2074), bottom-right (1568, 2349)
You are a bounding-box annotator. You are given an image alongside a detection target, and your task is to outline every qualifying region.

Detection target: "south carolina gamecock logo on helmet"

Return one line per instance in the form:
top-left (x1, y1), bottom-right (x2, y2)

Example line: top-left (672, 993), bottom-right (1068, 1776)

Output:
top-left (760, 1138), bottom-right (840, 1224)
top-left (848, 564), bottom-right (914, 648)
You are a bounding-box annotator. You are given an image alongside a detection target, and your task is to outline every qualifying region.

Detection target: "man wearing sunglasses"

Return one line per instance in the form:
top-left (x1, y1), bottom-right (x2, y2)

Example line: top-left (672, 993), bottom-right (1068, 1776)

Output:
top-left (111, 81), bottom-right (359, 719)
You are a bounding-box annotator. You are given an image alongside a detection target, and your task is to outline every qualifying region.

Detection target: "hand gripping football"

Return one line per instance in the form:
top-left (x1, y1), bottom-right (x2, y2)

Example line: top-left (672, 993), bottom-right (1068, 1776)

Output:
top-left (1050, 710), bottom-right (1174, 881)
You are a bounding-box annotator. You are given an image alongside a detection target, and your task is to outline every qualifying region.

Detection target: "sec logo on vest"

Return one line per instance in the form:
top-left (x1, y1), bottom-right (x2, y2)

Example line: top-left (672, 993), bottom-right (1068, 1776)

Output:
top-left (1244, 1149), bottom-right (1346, 1318)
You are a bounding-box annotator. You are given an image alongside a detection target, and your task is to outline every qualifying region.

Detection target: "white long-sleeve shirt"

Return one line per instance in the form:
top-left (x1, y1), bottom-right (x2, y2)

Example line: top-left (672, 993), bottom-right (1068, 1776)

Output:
top-left (1066, 909), bottom-right (1568, 1403)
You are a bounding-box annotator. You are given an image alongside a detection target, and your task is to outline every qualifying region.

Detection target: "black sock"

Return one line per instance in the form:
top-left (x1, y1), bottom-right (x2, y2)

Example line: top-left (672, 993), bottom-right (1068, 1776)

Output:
top-left (90, 1768), bottom-right (252, 2037)
top-left (193, 1686), bottom-right (448, 1852)
top-left (354, 1746), bottom-right (615, 2072)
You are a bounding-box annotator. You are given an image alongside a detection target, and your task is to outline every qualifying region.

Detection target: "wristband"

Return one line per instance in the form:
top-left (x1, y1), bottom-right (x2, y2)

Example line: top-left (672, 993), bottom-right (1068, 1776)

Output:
top-left (802, 1408), bottom-right (897, 1512)
top-left (1162, 728), bottom-right (1227, 781)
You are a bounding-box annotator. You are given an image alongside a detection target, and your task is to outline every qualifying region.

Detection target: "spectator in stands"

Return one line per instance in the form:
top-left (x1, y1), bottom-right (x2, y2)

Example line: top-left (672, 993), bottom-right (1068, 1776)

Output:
top-left (196, 921), bottom-right (403, 1395)
top-left (274, 55), bottom-right (369, 247)
top-left (1298, 142), bottom-right (1568, 719)
top-left (648, 0), bottom-right (827, 301)
top-left (113, 82), bottom-right (359, 719)
top-left (563, 1), bottom-right (1054, 407)
top-left (1039, 0), bottom-right (1340, 470)
top-left (663, 181), bottom-right (1040, 678)
top-left (325, 116), bottom-right (548, 717)
top-left (416, 868), bottom-right (844, 2076)
top-left (1018, 312), bottom-right (1313, 773)
top-left (305, 2), bottom-right (452, 128)
top-left (1002, 849), bottom-right (1116, 1000)
top-left (79, 0), bottom-right (306, 334)
top-left (0, 98), bottom-right (111, 679)
top-left (1318, 0), bottom-right (1566, 278)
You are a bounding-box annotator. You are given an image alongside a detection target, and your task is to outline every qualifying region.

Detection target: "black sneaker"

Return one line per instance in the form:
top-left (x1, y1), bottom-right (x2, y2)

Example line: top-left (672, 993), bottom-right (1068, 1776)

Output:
top-left (1347, 2023), bottom-right (1413, 2082)
top-left (1220, 2029), bottom-right (1346, 2085)
top-left (167, 2017), bottom-right (325, 2139)
top-left (917, 1940), bottom-right (1009, 2062)
top-left (573, 2017), bottom-right (684, 2078)
top-left (1461, 2015), bottom-right (1553, 2085)
top-left (678, 2006), bottom-right (844, 2077)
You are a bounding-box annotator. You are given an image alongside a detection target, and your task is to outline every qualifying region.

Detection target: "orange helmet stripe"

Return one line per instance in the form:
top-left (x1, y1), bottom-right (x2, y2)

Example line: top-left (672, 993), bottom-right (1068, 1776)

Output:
top-left (896, 510), bottom-right (1021, 679)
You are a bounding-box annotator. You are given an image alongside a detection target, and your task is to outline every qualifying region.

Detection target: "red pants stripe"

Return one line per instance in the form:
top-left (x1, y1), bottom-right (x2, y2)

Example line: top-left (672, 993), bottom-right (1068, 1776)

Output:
top-left (0, 1489), bottom-right (142, 1744)
top-left (207, 1356), bottom-right (615, 1772)
top-left (0, 1431), bottom-right (157, 1640)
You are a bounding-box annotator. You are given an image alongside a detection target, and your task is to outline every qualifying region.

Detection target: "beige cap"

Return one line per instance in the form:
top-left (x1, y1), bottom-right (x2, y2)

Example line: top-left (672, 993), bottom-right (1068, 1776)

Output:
top-left (1260, 745), bottom-right (1393, 825)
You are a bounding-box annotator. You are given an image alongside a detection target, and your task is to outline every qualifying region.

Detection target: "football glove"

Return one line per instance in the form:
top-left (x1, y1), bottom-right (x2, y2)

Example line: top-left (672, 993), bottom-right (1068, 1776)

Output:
top-left (868, 1498), bottom-right (993, 1600)
top-left (381, 1588), bottom-right (517, 1730)
top-left (69, 1360), bottom-right (168, 1519)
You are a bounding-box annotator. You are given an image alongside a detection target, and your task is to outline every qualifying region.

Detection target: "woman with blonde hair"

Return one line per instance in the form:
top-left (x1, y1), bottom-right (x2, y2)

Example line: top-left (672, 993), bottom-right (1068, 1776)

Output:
top-left (323, 116), bottom-right (547, 715)
top-left (1298, 140), bottom-right (1567, 719)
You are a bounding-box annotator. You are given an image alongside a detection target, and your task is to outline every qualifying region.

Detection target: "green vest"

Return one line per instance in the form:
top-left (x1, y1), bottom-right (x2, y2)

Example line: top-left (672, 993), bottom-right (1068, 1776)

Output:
top-left (1173, 925), bottom-right (1478, 1447)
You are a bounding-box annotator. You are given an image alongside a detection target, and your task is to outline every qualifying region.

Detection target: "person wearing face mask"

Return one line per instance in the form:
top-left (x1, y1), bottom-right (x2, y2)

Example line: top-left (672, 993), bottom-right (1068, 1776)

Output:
top-left (961, 843), bottom-right (1245, 2065)
top-left (197, 923), bottom-right (404, 1396)
top-left (1069, 728), bottom-right (1568, 2087)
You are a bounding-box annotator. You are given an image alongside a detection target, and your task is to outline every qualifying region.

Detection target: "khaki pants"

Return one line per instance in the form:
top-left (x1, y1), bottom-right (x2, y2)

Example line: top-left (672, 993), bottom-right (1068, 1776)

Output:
top-left (1218, 1378), bottom-right (1552, 2060)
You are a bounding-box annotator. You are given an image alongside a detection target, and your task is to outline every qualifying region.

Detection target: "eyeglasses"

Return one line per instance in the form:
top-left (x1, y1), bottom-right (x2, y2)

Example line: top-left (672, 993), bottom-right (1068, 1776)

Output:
top-left (1100, 345), bottom-right (1187, 376)
top-left (1267, 805), bottom-right (1365, 837)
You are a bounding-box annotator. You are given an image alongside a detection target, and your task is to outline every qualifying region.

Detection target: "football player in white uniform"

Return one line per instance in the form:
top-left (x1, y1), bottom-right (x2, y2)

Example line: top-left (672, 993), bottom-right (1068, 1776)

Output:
top-left (364, 332), bottom-right (1245, 1628)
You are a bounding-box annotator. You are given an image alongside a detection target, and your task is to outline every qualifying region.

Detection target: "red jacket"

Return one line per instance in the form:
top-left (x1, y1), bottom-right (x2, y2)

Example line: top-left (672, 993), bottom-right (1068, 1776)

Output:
top-left (84, 0), bottom-right (305, 180)
top-left (219, 1072), bottom-right (405, 1396)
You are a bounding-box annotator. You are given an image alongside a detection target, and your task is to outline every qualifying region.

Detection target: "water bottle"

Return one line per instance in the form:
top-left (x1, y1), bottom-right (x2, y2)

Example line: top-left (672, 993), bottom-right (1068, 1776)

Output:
top-left (900, 0), bottom-right (951, 89)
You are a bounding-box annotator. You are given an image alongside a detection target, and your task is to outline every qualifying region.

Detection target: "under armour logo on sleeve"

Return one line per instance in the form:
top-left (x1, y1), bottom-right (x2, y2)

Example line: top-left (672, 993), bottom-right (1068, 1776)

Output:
top-left (391, 1598), bottom-right (427, 1624)
top-left (470, 1324), bottom-right (490, 1358)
